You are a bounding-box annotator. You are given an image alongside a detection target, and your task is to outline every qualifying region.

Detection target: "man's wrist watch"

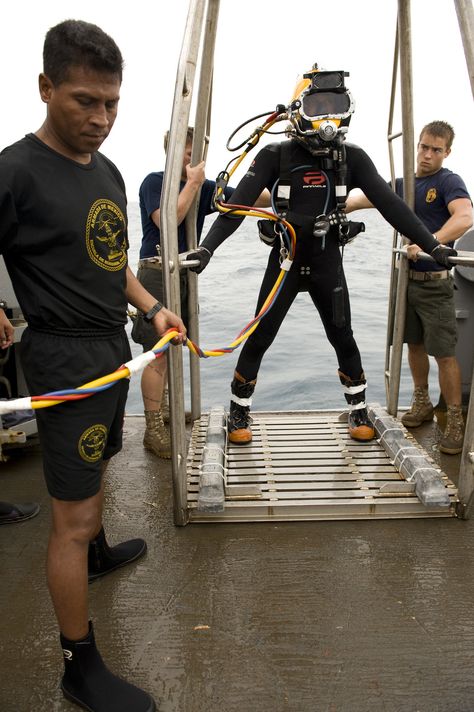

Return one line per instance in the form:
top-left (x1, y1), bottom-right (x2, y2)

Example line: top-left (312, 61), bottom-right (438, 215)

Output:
top-left (143, 302), bottom-right (163, 323)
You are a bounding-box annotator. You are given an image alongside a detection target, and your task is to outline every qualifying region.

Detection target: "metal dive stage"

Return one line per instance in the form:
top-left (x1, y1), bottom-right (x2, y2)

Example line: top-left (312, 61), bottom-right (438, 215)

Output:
top-left (187, 408), bottom-right (458, 522)
top-left (161, 0), bottom-right (474, 525)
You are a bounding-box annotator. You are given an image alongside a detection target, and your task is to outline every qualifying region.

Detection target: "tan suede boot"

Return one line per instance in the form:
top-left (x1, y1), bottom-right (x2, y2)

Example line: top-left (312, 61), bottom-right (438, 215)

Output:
top-left (143, 410), bottom-right (171, 459)
top-left (160, 387), bottom-right (192, 424)
top-left (401, 386), bottom-right (434, 428)
top-left (439, 405), bottom-right (464, 455)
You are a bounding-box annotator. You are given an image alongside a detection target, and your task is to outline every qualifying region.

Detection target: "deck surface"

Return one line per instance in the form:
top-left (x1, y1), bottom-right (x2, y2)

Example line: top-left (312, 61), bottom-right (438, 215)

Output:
top-left (1, 414), bottom-right (473, 712)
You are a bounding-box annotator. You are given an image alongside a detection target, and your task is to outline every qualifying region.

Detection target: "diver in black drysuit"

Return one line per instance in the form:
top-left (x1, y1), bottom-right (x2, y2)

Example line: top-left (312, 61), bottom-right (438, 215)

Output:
top-left (189, 136), bottom-right (455, 444)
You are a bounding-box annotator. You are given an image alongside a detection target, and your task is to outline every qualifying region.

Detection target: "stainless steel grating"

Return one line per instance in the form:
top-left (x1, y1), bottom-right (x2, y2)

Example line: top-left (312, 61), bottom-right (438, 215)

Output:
top-left (186, 410), bottom-right (458, 522)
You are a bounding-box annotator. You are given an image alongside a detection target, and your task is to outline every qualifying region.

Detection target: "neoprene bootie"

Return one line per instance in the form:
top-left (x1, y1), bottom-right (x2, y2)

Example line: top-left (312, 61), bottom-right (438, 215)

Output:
top-left (88, 527), bottom-right (147, 583)
top-left (228, 371), bottom-right (256, 445)
top-left (338, 370), bottom-right (375, 442)
top-left (60, 622), bottom-right (155, 712)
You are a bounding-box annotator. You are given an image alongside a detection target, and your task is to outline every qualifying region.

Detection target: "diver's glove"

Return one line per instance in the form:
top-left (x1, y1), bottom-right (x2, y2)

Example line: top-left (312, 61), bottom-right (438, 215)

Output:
top-left (430, 243), bottom-right (457, 269)
top-left (187, 246), bottom-right (213, 274)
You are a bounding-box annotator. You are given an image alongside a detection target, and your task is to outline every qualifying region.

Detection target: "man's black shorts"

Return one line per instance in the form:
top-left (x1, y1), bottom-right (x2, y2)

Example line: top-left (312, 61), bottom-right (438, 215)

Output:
top-left (20, 327), bottom-right (131, 501)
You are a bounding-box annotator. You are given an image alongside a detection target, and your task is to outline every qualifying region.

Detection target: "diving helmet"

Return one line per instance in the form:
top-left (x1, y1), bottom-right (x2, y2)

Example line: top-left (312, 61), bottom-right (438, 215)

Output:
top-left (287, 64), bottom-right (354, 149)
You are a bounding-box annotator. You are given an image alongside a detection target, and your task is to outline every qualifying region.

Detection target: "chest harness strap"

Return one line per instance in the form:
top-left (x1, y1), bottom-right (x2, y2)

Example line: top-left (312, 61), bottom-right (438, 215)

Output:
top-left (258, 141), bottom-right (364, 254)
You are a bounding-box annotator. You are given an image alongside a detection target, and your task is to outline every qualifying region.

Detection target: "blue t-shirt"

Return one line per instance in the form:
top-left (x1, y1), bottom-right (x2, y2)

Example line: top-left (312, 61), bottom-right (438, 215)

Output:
top-left (395, 167), bottom-right (471, 271)
top-left (138, 172), bottom-right (233, 258)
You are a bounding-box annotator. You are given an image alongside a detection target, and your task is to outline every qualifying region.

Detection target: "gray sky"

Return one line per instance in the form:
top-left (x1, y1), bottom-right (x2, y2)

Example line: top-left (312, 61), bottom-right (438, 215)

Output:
top-left (2, 0), bottom-right (473, 199)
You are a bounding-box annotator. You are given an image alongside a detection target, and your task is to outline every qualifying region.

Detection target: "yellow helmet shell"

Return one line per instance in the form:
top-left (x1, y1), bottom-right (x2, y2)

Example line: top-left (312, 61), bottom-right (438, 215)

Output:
top-left (290, 75), bottom-right (312, 104)
top-left (289, 66), bottom-right (353, 139)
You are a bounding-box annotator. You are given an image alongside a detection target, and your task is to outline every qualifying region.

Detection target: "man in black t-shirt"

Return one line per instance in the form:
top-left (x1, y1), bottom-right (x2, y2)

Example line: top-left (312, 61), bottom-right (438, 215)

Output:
top-left (0, 20), bottom-right (185, 712)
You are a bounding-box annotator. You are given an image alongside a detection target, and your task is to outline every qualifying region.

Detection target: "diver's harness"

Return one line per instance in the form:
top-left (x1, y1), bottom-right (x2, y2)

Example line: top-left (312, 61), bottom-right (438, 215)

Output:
top-left (256, 139), bottom-right (366, 329)
top-left (257, 139), bottom-right (365, 252)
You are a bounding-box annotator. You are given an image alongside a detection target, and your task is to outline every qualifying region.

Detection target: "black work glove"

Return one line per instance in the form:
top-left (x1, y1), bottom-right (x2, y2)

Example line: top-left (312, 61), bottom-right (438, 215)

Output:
top-left (430, 243), bottom-right (457, 269)
top-left (187, 246), bottom-right (213, 274)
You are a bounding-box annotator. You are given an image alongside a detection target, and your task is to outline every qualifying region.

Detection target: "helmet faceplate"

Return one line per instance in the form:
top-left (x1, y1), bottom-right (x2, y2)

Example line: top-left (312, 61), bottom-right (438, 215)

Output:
top-left (288, 67), bottom-right (354, 146)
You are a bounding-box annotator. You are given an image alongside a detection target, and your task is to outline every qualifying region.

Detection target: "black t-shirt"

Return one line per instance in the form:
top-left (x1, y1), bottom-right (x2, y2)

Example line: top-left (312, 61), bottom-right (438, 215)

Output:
top-left (201, 140), bottom-right (438, 256)
top-left (0, 134), bottom-right (129, 332)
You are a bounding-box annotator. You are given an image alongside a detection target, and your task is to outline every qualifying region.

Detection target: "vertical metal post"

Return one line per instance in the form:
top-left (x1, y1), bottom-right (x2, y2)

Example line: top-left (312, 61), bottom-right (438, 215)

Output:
top-left (454, 0), bottom-right (474, 99)
top-left (386, 0), bottom-right (415, 416)
top-left (457, 360), bottom-right (474, 518)
top-left (454, 0), bottom-right (474, 517)
top-left (185, 0), bottom-right (221, 422)
top-left (384, 21), bottom-right (403, 409)
top-left (160, 0), bottom-right (207, 525)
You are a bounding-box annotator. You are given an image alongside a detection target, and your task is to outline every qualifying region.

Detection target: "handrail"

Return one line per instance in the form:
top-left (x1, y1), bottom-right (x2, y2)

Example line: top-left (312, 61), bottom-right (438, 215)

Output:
top-left (393, 248), bottom-right (474, 267)
top-left (185, 0), bottom-right (221, 423)
top-left (384, 18), bottom-right (402, 410)
top-left (454, 0), bottom-right (474, 99)
top-left (385, 0), bottom-right (415, 417)
top-left (160, 0), bottom-right (207, 525)
top-left (159, 0), bottom-right (222, 525)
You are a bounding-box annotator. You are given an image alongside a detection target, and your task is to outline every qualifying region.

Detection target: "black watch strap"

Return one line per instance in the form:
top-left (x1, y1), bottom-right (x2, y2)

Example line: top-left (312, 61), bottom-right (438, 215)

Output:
top-left (143, 302), bottom-right (163, 322)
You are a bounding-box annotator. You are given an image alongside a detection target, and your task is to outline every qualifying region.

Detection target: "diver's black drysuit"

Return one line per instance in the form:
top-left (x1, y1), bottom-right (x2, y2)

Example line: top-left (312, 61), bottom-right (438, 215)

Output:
top-left (199, 139), bottom-right (440, 385)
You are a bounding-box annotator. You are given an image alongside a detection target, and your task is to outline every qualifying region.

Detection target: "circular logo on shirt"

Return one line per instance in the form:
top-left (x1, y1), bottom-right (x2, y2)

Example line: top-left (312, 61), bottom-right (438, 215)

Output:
top-left (86, 199), bottom-right (127, 271)
top-left (425, 188), bottom-right (437, 203)
top-left (78, 424), bottom-right (108, 462)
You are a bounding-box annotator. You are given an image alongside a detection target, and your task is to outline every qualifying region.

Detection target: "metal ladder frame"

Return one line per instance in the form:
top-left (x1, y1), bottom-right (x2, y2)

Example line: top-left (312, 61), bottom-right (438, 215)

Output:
top-left (384, 0), bottom-right (474, 518)
top-left (159, 0), bottom-right (221, 525)
top-left (160, 0), bottom-right (474, 524)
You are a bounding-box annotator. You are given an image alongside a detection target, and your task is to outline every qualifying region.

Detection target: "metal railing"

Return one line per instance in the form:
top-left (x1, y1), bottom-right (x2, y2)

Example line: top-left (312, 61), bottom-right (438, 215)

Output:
top-left (385, 0), bottom-right (474, 517)
top-left (159, 0), bottom-right (220, 524)
top-left (161, 0), bottom-right (474, 522)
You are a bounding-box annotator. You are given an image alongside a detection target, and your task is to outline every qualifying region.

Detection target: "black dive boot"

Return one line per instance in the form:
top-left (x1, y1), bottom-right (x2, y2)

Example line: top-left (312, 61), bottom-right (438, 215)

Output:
top-left (61, 622), bottom-right (155, 712)
top-left (338, 370), bottom-right (375, 442)
top-left (228, 371), bottom-right (256, 445)
top-left (88, 527), bottom-right (147, 583)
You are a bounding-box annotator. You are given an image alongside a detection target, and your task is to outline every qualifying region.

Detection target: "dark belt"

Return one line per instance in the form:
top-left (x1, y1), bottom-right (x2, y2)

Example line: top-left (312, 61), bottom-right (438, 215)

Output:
top-left (408, 269), bottom-right (449, 281)
top-left (138, 258), bottom-right (162, 270)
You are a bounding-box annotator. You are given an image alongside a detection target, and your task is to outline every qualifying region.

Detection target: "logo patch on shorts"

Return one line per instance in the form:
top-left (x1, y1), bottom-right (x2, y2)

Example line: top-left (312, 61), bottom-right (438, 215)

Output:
top-left (425, 188), bottom-right (437, 203)
top-left (86, 199), bottom-right (127, 271)
top-left (78, 424), bottom-right (108, 462)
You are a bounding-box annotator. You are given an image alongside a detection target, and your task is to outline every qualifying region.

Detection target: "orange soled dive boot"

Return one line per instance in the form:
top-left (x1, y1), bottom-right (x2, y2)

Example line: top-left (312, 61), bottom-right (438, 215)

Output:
top-left (228, 371), bottom-right (256, 445)
top-left (338, 370), bottom-right (375, 442)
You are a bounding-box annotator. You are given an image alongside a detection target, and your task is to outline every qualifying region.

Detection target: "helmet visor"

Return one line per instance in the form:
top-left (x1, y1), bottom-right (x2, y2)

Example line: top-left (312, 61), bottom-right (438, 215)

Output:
top-left (302, 90), bottom-right (350, 119)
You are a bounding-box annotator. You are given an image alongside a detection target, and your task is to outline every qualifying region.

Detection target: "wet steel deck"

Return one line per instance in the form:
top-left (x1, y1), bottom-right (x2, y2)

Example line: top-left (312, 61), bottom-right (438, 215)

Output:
top-left (1, 413), bottom-right (474, 711)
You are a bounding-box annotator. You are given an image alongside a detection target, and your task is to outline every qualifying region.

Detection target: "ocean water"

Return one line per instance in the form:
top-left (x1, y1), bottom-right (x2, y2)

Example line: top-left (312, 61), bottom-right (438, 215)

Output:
top-left (125, 202), bottom-right (429, 414)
